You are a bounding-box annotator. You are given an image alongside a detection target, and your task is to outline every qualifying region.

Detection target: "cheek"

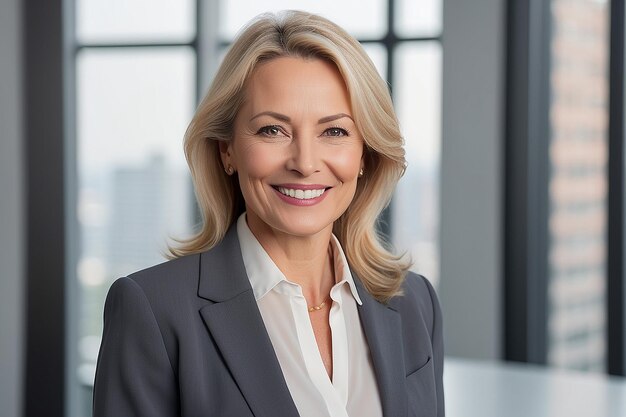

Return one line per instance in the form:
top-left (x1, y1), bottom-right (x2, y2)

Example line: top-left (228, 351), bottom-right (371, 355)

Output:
top-left (237, 145), bottom-right (283, 178)
top-left (329, 147), bottom-right (363, 181)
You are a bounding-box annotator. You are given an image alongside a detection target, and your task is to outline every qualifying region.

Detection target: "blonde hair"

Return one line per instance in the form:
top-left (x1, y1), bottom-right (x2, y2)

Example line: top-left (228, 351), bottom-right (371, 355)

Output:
top-left (170, 10), bottom-right (410, 302)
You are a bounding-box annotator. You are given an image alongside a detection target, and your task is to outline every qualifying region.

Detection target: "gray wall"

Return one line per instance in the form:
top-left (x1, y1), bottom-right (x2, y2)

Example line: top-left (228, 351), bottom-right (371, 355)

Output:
top-left (0, 0), bottom-right (24, 416)
top-left (440, 0), bottom-right (505, 359)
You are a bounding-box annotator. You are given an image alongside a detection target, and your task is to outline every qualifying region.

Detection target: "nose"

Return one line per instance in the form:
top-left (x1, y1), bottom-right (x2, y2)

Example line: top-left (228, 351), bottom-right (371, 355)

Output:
top-left (285, 136), bottom-right (319, 177)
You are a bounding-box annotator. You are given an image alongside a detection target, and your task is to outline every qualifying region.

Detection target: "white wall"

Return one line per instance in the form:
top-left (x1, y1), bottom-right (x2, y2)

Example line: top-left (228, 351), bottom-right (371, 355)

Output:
top-left (0, 0), bottom-right (24, 415)
top-left (440, 0), bottom-right (505, 359)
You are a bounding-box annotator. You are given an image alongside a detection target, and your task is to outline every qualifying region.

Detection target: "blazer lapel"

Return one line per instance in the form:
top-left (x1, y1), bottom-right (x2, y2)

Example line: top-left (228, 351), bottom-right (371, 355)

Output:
top-left (198, 226), bottom-right (299, 417)
top-left (354, 274), bottom-right (408, 417)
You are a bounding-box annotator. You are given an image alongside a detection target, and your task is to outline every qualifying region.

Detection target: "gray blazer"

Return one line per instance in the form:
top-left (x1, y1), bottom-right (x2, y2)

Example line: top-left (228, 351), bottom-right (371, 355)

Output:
top-left (93, 225), bottom-right (444, 417)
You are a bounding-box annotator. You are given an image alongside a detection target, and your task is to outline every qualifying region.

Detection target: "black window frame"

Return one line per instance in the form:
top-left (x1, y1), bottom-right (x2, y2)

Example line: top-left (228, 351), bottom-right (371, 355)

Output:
top-left (23, 0), bottom-right (66, 413)
top-left (504, 0), bottom-right (552, 365)
top-left (607, 0), bottom-right (626, 377)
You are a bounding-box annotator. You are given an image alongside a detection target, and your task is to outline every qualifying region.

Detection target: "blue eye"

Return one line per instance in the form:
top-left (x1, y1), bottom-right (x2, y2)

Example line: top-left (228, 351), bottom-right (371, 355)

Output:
top-left (324, 127), bottom-right (348, 137)
top-left (257, 125), bottom-right (282, 136)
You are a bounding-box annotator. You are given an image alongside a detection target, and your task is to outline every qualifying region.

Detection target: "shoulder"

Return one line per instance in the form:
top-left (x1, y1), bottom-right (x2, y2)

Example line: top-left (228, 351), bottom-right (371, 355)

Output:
top-left (107, 225), bottom-right (244, 310)
top-left (126, 254), bottom-right (201, 292)
top-left (401, 271), bottom-right (438, 300)
top-left (105, 253), bottom-right (204, 321)
top-left (107, 254), bottom-right (202, 302)
top-left (390, 271), bottom-right (438, 310)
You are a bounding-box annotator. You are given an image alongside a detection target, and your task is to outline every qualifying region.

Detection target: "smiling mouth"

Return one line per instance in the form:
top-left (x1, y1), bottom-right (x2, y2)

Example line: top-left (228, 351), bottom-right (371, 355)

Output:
top-left (272, 186), bottom-right (331, 200)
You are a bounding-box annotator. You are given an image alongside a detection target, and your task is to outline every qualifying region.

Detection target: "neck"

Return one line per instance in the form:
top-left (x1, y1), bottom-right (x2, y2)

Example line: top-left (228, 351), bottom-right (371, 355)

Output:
top-left (245, 212), bottom-right (336, 303)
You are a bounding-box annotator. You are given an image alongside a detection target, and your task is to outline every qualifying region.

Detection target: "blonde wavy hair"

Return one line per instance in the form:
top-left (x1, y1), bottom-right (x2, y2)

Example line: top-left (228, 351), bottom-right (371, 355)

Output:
top-left (170, 10), bottom-right (410, 302)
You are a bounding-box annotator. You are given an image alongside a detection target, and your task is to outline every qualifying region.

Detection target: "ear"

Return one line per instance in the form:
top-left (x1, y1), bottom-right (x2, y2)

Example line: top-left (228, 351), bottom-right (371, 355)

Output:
top-left (218, 140), bottom-right (234, 170)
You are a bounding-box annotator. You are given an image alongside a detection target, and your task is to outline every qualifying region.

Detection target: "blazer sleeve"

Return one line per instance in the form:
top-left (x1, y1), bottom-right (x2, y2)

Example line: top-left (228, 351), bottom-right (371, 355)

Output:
top-left (93, 277), bottom-right (179, 417)
top-left (423, 275), bottom-right (445, 417)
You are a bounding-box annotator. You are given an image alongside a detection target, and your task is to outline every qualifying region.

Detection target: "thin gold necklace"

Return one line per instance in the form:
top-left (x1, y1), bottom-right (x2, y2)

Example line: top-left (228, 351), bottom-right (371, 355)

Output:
top-left (308, 296), bottom-right (331, 312)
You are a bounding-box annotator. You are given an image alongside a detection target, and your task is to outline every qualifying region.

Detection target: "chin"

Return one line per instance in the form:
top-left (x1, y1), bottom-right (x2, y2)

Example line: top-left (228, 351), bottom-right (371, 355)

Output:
top-left (271, 215), bottom-right (336, 237)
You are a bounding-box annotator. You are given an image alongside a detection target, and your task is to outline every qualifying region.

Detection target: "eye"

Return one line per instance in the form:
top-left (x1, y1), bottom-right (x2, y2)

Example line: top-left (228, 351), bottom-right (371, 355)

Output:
top-left (323, 127), bottom-right (349, 137)
top-left (256, 125), bottom-right (284, 137)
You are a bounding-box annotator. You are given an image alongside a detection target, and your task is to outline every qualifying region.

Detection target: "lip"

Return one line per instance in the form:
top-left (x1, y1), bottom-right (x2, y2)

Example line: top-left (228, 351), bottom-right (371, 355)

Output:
top-left (272, 183), bottom-right (332, 190)
top-left (271, 185), bottom-right (331, 206)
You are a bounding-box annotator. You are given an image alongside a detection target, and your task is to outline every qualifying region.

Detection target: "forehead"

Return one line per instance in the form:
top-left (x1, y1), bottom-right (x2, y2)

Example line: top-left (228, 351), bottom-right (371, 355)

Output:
top-left (243, 57), bottom-right (352, 112)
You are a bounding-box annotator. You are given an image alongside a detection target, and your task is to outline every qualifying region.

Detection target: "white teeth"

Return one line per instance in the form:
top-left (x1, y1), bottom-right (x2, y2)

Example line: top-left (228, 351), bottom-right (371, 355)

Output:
top-left (277, 187), bottom-right (326, 200)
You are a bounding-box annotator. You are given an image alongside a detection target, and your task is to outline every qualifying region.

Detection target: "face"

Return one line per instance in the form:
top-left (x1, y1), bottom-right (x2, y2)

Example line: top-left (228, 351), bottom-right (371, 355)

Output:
top-left (220, 56), bottom-right (364, 239)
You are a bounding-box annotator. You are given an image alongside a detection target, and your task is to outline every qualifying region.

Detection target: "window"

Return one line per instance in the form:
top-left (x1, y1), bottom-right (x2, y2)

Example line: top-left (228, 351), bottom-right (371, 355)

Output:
top-left (71, 1), bottom-right (197, 413)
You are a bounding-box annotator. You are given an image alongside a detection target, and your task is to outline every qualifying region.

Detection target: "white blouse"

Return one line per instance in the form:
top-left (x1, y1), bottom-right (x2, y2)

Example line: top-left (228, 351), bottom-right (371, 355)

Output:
top-left (236, 213), bottom-right (383, 417)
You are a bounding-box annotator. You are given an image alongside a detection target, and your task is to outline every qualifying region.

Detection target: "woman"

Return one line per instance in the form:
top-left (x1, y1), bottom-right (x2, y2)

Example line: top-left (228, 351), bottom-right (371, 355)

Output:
top-left (93, 10), bottom-right (444, 417)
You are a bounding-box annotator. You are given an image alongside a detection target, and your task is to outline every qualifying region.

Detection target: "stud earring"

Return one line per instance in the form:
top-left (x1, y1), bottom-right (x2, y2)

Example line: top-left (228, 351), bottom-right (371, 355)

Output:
top-left (359, 168), bottom-right (364, 177)
top-left (225, 165), bottom-right (235, 175)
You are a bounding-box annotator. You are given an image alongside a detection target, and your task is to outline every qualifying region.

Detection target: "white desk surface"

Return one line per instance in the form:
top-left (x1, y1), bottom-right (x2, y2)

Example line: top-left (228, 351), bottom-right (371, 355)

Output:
top-left (444, 358), bottom-right (626, 417)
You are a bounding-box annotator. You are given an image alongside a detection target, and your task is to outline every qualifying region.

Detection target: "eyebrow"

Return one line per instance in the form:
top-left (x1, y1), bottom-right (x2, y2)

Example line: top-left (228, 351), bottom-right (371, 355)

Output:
top-left (318, 113), bottom-right (354, 124)
top-left (250, 111), bottom-right (354, 124)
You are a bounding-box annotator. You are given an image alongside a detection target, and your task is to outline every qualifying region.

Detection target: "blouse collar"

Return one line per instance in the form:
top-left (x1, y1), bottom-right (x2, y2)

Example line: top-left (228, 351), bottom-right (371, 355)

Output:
top-left (236, 212), bottom-right (362, 305)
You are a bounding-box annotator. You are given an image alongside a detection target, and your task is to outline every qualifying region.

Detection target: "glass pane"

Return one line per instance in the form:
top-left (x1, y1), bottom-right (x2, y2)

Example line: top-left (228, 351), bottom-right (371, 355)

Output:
top-left (75, 47), bottom-right (195, 406)
top-left (362, 43), bottom-right (387, 80)
top-left (395, 0), bottom-right (442, 38)
top-left (220, 0), bottom-right (387, 40)
top-left (77, 0), bottom-right (195, 43)
top-left (392, 42), bottom-right (442, 287)
top-left (547, 0), bottom-right (609, 372)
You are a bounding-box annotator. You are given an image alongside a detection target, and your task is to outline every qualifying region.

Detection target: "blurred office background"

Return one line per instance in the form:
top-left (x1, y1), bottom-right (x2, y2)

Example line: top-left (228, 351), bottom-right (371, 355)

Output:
top-left (1, 0), bottom-right (626, 416)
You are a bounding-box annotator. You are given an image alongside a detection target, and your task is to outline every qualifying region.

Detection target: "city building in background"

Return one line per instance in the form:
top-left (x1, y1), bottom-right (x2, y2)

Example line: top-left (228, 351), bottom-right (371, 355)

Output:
top-left (76, 155), bottom-right (190, 386)
top-left (548, 0), bottom-right (609, 371)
